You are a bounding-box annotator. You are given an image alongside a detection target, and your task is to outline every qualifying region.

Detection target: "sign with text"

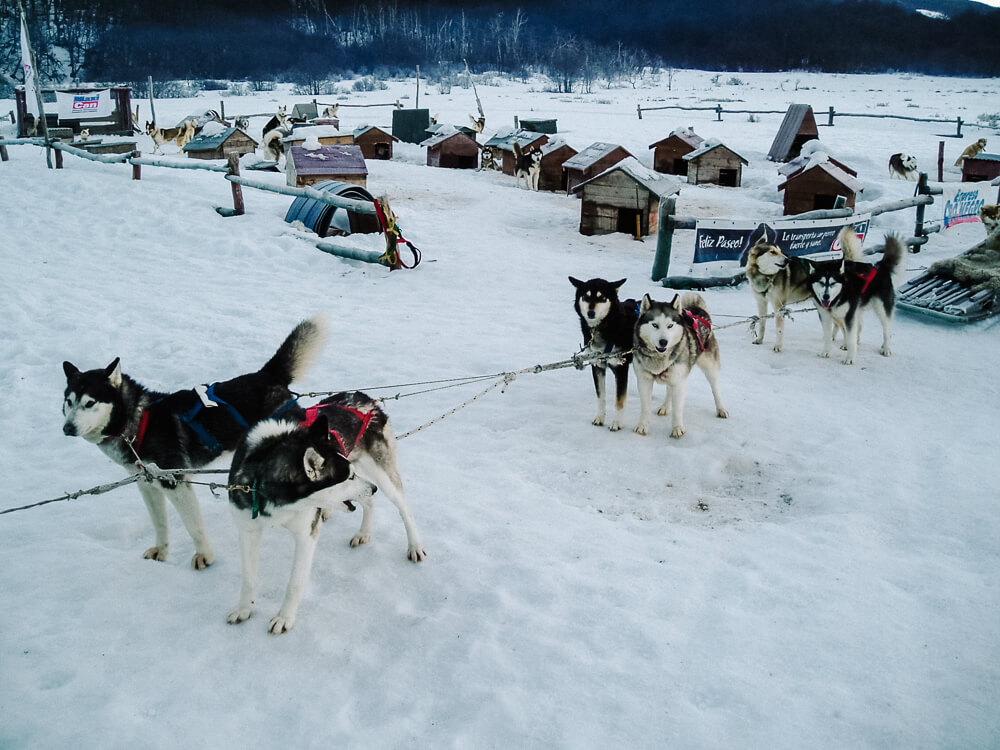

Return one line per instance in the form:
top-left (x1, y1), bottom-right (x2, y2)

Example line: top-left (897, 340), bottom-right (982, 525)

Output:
top-left (693, 214), bottom-right (870, 265)
top-left (55, 89), bottom-right (114, 120)
top-left (940, 182), bottom-right (993, 230)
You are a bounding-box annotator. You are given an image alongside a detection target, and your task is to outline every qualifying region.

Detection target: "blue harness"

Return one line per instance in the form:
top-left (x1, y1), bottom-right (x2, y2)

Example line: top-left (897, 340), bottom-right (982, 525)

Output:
top-left (180, 383), bottom-right (249, 452)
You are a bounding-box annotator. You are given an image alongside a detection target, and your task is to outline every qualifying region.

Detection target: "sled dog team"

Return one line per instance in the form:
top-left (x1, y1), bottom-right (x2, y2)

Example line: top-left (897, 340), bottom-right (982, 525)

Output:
top-left (62, 226), bottom-right (903, 634)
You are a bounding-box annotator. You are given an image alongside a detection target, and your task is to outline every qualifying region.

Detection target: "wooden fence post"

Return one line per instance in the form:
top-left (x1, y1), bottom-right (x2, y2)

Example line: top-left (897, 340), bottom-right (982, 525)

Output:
top-left (956, 117), bottom-right (963, 138)
top-left (0, 142), bottom-right (8, 162)
top-left (227, 153), bottom-right (245, 216)
top-left (715, 105), bottom-right (722, 121)
top-left (937, 141), bottom-right (944, 183)
top-left (54, 146), bottom-right (63, 169)
top-left (828, 106), bottom-right (835, 126)
top-left (132, 150), bottom-right (141, 180)
top-left (913, 172), bottom-right (929, 252)
top-left (651, 196), bottom-right (677, 281)
top-left (637, 104), bottom-right (642, 120)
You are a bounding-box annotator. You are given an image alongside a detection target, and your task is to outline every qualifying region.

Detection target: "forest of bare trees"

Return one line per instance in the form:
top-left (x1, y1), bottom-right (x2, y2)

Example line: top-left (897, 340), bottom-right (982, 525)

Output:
top-left (3, 0), bottom-right (999, 97)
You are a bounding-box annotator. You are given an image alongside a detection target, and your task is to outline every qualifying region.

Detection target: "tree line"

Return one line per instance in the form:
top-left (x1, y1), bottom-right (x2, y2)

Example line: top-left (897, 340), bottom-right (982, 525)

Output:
top-left (2, 0), bottom-right (999, 96)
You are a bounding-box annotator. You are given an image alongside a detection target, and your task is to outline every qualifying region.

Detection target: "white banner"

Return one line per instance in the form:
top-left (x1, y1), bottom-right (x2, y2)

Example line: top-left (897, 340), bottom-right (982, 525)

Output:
top-left (940, 182), bottom-right (994, 230)
top-left (20, 14), bottom-right (38, 118)
top-left (55, 89), bottom-right (114, 120)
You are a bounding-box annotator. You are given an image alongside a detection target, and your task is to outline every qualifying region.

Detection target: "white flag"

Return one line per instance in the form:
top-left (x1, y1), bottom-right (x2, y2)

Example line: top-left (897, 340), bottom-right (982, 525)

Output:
top-left (20, 13), bottom-right (39, 118)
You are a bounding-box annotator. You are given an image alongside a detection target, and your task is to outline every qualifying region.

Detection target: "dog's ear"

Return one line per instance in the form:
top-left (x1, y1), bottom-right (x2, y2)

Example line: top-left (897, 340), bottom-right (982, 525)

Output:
top-left (639, 294), bottom-right (652, 314)
top-left (104, 358), bottom-right (121, 388)
top-left (63, 361), bottom-right (79, 381)
top-left (671, 294), bottom-right (682, 311)
top-left (612, 279), bottom-right (626, 290)
top-left (303, 446), bottom-right (326, 482)
top-left (569, 276), bottom-right (583, 289)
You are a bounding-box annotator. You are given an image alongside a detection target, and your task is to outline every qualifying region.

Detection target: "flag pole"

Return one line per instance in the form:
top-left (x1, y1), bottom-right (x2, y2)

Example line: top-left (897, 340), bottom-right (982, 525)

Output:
top-left (17, 0), bottom-right (51, 168)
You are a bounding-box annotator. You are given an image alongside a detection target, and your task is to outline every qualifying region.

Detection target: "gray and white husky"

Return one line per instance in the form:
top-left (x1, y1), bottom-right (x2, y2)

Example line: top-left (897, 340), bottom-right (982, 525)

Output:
top-left (62, 317), bottom-right (327, 569)
top-left (632, 292), bottom-right (729, 439)
top-left (226, 392), bottom-right (426, 635)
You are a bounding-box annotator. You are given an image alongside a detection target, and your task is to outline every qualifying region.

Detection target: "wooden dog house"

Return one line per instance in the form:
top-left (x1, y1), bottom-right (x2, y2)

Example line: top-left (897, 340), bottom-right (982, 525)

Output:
top-left (483, 130), bottom-right (549, 175)
top-left (286, 144), bottom-right (368, 188)
top-left (683, 141), bottom-right (749, 187)
top-left (768, 104), bottom-right (819, 162)
top-left (562, 142), bottom-right (634, 195)
top-left (537, 139), bottom-right (578, 192)
top-left (961, 153), bottom-right (1000, 182)
top-left (778, 161), bottom-right (862, 215)
top-left (353, 125), bottom-right (398, 160)
top-left (649, 128), bottom-right (703, 176)
top-left (182, 127), bottom-right (258, 160)
top-left (421, 129), bottom-right (481, 169)
top-left (571, 157), bottom-right (681, 237)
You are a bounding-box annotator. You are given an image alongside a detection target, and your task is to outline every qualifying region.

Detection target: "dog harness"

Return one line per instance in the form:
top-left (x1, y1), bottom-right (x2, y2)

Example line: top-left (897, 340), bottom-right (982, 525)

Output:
top-left (683, 309), bottom-right (712, 352)
top-left (299, 403), bottom-right (374, 459)
top-left (856, 266), bottom-right (878, 294)
top-left (129, 383), bottom-right (249, 457)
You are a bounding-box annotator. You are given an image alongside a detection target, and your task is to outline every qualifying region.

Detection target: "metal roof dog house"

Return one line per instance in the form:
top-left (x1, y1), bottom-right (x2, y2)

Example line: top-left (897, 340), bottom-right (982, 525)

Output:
top-left (562, 142), bottom-right (634, 195)
top-left (778, 161), bottom-right (863, 215)
top-left (649, 128), bottom-right (704, 176)
top-left (768, 104), bottom-right (819, 162)
top-left (286, 144), bottom-right (368, 188)
top-left (962, 154), bottom-right (1000, 182)
top-left (537, 139), bottom-right (578, 192)
top-left (483, 129), bottom-right (550, 175)
top-left (15, 85), bottom-right (133, 138)
top-left (182, 127), bottom-right (258, 160)
top-left (683, 140), bottom-right (749, 187)
top-left (421, 129), bottom-right (481, 170)
top-left (571, 157), bottom-right (681, 238)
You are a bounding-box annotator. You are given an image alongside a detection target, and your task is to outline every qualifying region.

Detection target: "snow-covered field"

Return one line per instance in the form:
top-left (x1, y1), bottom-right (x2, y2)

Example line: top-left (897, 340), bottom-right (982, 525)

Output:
top-left (1, 69), bottom-right (998, 749)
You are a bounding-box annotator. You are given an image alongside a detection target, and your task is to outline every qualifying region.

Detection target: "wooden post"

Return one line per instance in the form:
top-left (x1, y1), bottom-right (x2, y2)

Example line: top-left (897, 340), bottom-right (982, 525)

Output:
top-left (715, 104), bottom-right (722, 121)
top-left (828, 106), bottom-right (835, 126)
top-left (148, 75), bottom-right (157, 126)
top-left (913, 172), bottom-right (928, 252)
top-left (17, 1), bottom-right (52, 169)
top-left (220, 100), bottom-right (225, 121)
top-left (227, 153), bottom-right (245, 216)
top-left (651, 196), bottom-right (677, 281)
top-left (937, 141), bottom-right (944, 183)
top-left (415, 65), bottom-right (420, 109)
top-left (637, 104), bottom-right (643, 120)
top-left (0, 142), bottom-right (8, 162)
top-left (956, 117), bottom-right (963, 138)
top-left (132, 150), bottom-right (141, 180)
top-left (54, 147), bottom-right (62, 169)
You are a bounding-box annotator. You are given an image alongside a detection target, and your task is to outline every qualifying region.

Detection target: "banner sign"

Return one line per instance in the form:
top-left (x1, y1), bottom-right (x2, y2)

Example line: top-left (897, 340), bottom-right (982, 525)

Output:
top-left (940, 182), bottom-right (992, 230)
top-left (55, 89), bottom-right (114, 120)
top-left (693, 214), bottom-right (870, 265)
top-left (20, 14), bottom-right (38, 118)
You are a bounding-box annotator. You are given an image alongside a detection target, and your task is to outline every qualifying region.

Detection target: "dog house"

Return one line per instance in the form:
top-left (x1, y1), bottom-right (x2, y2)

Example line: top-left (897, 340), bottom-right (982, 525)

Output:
top-left (286, 144), bottom-right (368, 188)
top-left (537, 139), bottom-right (578, 192)
top-left (290, 102), bottom-right (319, 122)
top-left (768, 104), bottom-right (819, 162)
top-left (683, 140), bottom-right (748, 187)
top-left (284, 180), bottom-right (382, 236)
top-left (281, 125), bottom-right (349, 149)
top-left (353, 125), bottom-right (397, 160)
top-left (15, 85), bottom-right (133, 138)
top-left (649, 128), bottom-right (704, 176)
top-left (571, 157), bottom-right (681, 237)
top-left (182, 127), bottom-right (258, 160)
top-left (778, 161), bottom-right (863, 215)
top-left (421, 129), bottom-right (481, 170)
top-left (962, 153), bottom-right (1000, 182)
top-left (562, 142), bottom-right (634, 195)
top-left (483, 129), bottom-right (549, 175)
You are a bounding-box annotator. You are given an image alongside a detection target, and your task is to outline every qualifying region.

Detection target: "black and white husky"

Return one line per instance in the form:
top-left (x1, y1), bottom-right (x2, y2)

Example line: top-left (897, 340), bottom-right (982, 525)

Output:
top-left (570, 276), bottom-right (639, 431)
top-left (62, 317), bottom-right (327, 569)
top-left (513, 141), bottom-right (542, 190)
top-left (809, 227), bottom-right (906, 365)
top-left (226, 392), bottom-right (426, 634)
top-left (632, 292), bottom-right (729, 439)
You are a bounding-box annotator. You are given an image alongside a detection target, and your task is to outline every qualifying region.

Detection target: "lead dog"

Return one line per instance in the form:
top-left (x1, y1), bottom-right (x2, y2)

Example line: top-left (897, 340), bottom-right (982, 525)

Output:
top-left (226, 392), bottom-right (426, 634)
top-left (570, 277), bottom-right (639, 431)
top-left (633, 292), bottom-right (729, 438)
top-left (145, 119), bottom-right (196, 154)
top-left (62, 317), bottom-right (327, 569)
top-left (809, 227), bottom-right (906, 365)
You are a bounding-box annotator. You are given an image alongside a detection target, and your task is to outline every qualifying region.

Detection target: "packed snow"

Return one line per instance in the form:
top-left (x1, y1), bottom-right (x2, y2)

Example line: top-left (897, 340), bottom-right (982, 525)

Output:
top-left (1, 69), bottom-right (999, 749)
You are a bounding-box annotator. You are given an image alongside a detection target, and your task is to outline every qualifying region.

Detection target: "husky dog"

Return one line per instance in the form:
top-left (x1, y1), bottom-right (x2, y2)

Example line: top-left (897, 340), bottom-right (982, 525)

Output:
top-left (233, 116), bottom-right (250, 132)
top-left (809, 228), bottom-right (906, 365)
top-left (745, 224), bottom-right (817, 352)
top-left (888, 152), bottom-right (918, 180)
top-left (633, 292), bottom-right (729, 439)
top-left (955, 138), bottom-right (987, 167)
top-left (78, 128), bottom-right (91, 142)
top-left (570, 277), bottom-right (639, 431)
top-left (480, 145), bottom-right (500, 172)
top-left (262, 107), bottom-right (291, 162)
top-left (513, 142), bottom-right (542, 190)
top-left (469, 114), bottom-right (486, 134)
top-left (145, 119), bottom-right (196, 154)
top-left (981, 204), bottom-right (1000, 238)
top-left (62, 318), bottom-right (327, 569)
top-left (321, 104), bottom-right (340, 119)
top-left (226, 392), bottom-right (426, 634)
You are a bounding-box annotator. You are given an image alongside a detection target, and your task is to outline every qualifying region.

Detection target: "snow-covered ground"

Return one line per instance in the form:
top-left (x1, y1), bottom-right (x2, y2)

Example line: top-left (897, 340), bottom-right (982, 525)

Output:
top-left (1, 69), bottom-right (998, 749)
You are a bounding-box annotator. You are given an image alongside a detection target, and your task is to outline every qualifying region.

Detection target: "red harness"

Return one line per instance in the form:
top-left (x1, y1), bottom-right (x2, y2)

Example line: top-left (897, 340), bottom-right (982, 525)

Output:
top-left (300, 404), bottom-right (373, 458)
top-left (684, 310), bottom-right (712, 352)
top-left (858, 267), bottom-right (878, 295)
top-left (132, 409), bottom-right (151, 455)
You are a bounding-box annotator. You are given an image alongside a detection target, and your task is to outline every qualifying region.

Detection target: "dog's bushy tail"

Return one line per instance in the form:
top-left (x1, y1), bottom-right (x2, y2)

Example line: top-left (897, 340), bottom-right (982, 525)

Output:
top-left (838, 226), bottom-right (864, 262)
top-left (260, 316), bottom-right (328, 385)
top-left (881, 234), bottom-right (907, 288)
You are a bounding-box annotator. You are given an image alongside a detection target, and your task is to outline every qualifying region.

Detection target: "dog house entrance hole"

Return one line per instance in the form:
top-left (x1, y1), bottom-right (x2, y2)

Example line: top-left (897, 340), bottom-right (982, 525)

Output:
top-left (718, 168), bottom-right (738, 187)
top-left (617, 208), bottom-right (643, 236)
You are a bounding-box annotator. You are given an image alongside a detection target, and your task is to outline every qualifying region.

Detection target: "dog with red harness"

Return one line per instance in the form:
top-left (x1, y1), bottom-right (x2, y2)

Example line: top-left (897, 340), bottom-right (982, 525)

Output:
top-left (226, 391), bottom-right (426, 635)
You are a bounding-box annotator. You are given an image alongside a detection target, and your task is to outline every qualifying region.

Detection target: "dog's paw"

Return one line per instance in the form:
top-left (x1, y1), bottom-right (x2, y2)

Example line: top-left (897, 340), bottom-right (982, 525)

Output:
top-left (880, 346), bottom-right (892, 357)
top-left (142, 545), bottom-right (168, 562)
top-left (634, 423), bottom-right (649, 436)
top-left (191, 552), bottom-right (214, 570)
top-left (227, 604), bottom-right (254, 625)
top-left (842, 357), bottom-right (855, 365)
top-left (772, 344), bottom-right (782, 353)
top-left (609, 420), bottom-right (622, 432)
top-left (267, 614), bottom-right (295, 635)
top-left (350, 532), bottom-right (371, 548)
top-left (407, 545), bottom-right (427, 562)
top-left (818, 351), bottom-right (830, 359)
top-left (591, 416), bottom-right (605, 427)
top-left (656, 405), bottom-right (669, 417)
top-left (717, 408), bottom-right (730, 419)
top-left (752, 337), bottom-right (763, 345)
top-left (670, 425), bottom-right (686, 439)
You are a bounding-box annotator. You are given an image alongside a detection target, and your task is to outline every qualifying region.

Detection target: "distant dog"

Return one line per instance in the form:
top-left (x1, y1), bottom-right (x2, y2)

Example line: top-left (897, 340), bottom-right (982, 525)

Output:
top-left (632, 292), bottom-right (729, 439)
top-left (955, 138), bottom-right (987, 167)
top-left (513, 142), bottom-right (542, 190)
top-left (745, 224), bottom-right (817, 352)
top-left (226, 392), bottom-right (426, 634)
top-left (570, 277), bottom-right (639, 431)
top-left (469, 114), bottom-right (486, 133)
top-left (809, 228), bottom-right (906, 365)
top-left (234, 116), bottom-right (249, 132)
top-left (62, 318), bottom-right (327, 569)
top-left (78, 128), bottom-right (91, 142)
top-left (321, 104), bottom-right (339, 119)
top-left (981, 204), bottom-right (1000, 238)
top-left (262, 106), bottom-right (291, 162)
top-left (480, 145), bottom-right (500, 171)
top-left (145, 119), bottom-right (196, 154)
top-left (888, 152), bottom-right (918, 180)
